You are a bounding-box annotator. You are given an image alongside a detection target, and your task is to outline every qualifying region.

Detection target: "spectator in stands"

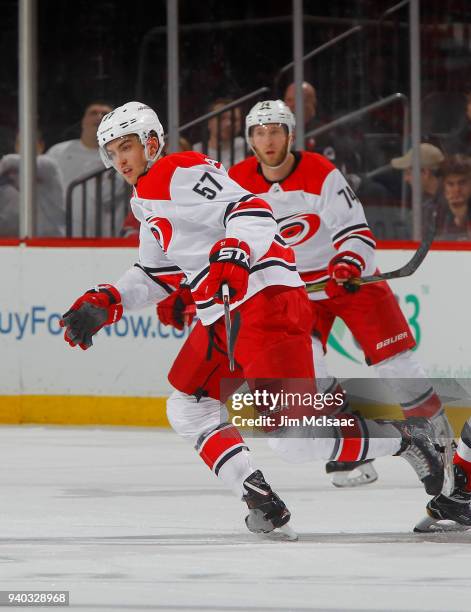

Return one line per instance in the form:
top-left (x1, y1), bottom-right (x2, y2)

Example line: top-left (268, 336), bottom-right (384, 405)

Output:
top-left (436, 154), bottom-right (471, 240)
top-left (0, 130), bottom-right (64, 237)
top-left (47, 101), bottom-right (112, 187)
top-left (285, 82), bottom-right (386, 216)
top-left (180, 136), bottom-right (192, 151)
top-left (284, 81), bottom-right (323, 154)
top-left (390, 143), bottom-right (445, 211)
top-left (445, 88), bottom-right (471, 157)
top-left (283, 81), bottom-right (343, 162)
top-left (193, 98), bottom-right (245, 167)
top-left (336, 148), bottom-right (392, 208)
top-left (283, 81), bottom-right (317, 131)
top-left (162, 136), bottom-right (192, 156)
top-left (46, 101), bottom-right (126, 237)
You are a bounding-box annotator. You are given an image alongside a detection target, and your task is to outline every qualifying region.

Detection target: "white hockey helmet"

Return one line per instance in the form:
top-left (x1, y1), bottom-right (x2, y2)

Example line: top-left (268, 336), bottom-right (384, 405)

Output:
top-left (97, 101), bottom-right (165, 168)
top-left (245, 99), bottom-right (295, 143)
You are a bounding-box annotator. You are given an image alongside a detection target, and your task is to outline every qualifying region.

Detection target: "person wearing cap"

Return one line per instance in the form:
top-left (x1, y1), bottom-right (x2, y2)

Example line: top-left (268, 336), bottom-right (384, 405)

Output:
top-left (391, 143), bottom-right (445, 211)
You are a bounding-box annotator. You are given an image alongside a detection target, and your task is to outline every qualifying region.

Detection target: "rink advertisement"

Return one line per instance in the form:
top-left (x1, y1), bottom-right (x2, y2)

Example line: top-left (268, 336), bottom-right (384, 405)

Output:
top-left (0, 243), bottom-right (469, 425)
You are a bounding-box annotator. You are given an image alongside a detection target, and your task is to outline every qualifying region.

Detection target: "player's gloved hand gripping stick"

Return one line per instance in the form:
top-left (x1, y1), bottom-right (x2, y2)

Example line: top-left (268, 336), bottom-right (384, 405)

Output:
top-left (306, 210), bottom-right (437, 294)
top-left (324, 251), bottom-right (364, 298)
top-left (202, 238), bottom-right (249, 372)
top-left (201, 238), bottom-right (250, 304)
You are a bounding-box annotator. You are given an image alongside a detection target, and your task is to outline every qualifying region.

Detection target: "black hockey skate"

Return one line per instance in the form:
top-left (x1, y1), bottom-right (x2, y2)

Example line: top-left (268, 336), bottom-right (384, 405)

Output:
top-left (325, 459), bottom-right (378, 488)
top-left (415, 465), bottom-right (471, 532)
top-left (394, 417), bottom-right (444, 496)
top-left (243, 470), bottom-right (296, 539)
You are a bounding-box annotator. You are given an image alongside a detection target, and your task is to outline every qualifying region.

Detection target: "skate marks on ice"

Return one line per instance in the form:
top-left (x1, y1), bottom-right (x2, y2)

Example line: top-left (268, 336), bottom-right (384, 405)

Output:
top-left (296, 530), bottom-right (471, 543)
top-left (58, 486), bottom-right (236, 499)
top-left (1, 529), bottom-right (470, 547)
top-left (0, 534), bottom-right (294, 548)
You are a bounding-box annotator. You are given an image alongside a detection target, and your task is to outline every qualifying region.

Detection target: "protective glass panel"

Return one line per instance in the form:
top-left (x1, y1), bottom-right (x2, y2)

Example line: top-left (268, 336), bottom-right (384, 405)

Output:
top-left (36, 0), bottom-right (144, 237)
top-left (0, 1), bottom-right (19, 238)
top-left (3, 1), bottom-right (470, 241)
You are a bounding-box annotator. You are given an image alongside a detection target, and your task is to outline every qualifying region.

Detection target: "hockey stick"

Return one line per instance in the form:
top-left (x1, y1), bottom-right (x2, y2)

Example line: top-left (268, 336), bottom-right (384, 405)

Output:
top-left (222, 283), bottom-right (236, 371)
top-left (305, 211), bottom-right (437, 294)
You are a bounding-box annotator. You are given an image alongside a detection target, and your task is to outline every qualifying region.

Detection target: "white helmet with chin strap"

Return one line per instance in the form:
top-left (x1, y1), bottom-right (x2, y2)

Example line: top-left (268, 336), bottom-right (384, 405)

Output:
top-left (245, 99), bottom-right (295, 145)
top-left (97, 101), bottom-right (165, 168)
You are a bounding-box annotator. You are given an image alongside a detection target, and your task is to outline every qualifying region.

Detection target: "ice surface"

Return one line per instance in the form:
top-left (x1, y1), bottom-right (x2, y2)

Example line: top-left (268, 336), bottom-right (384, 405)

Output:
top-left (0, 426), bottom-right (470, 611)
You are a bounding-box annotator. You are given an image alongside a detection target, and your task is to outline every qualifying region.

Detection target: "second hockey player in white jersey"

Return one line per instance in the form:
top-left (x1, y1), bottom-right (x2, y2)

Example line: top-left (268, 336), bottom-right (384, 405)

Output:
top-left (228, 100), bottom-right (454, 490)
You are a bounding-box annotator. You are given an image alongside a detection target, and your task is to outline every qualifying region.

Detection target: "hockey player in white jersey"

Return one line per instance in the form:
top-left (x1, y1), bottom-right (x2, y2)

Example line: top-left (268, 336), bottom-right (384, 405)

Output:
top-left (60, 101), bottom-right (445, 537)
top-left (228, 99), bottom-right (454, 490)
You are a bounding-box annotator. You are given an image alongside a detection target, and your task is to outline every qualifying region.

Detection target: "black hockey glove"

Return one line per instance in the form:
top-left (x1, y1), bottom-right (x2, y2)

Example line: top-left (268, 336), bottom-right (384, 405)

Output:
top-left (60, 284), bottom-right (123, 350)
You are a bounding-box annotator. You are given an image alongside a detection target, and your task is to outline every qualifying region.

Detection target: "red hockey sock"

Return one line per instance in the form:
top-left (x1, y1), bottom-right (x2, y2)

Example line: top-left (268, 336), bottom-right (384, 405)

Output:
top-left (197, 423), bottom-right (249, 475)
top-left (331, 415), bottom-right (365, 462)
top-left (453, 453), bottom-right (471, 492)
top-left (401, 390), bottom-right (442, 419)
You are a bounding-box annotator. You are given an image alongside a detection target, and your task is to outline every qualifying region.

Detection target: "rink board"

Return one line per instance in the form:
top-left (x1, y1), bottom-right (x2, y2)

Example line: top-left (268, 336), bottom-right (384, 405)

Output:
top-left (0, 243), bottom-right (470, 426)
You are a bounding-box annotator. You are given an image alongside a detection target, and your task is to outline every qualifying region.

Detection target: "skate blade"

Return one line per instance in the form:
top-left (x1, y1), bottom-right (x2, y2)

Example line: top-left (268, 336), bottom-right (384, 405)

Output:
top-left (257, 523), bottom-right (298, 541)
top-left (332, 463), bottom-right (378, 488)
top-left (278, 524), bottom-right (298, 541)
top-left (414, 515), bottom-right (471, 533)
top-left (440, 439), bottom-right (455, 497)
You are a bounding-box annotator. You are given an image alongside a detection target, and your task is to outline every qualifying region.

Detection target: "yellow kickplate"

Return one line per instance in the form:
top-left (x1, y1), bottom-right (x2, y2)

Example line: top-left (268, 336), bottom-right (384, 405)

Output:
top-left (0, 395), bottom-right (170, 427)
top-left (0, 396), bottom-right (469, 435)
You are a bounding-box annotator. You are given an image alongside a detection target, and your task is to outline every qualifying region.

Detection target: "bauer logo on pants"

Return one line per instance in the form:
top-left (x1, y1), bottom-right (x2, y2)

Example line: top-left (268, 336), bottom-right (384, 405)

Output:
top-left (376, 331), bottom-right (409, 351)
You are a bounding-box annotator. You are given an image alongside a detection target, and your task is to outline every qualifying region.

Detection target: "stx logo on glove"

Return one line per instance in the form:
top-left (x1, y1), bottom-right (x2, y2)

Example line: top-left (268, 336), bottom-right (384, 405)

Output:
top-left (217, 246), bottom-right (250, 266)
top-left (201, 238), bottom-right (251, 304)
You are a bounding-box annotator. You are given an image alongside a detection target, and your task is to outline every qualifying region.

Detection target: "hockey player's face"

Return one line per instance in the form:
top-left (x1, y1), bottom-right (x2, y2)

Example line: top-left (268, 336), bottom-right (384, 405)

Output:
top-left (251, 124), bottom-right (290, 167)
top-left (106, 135), bottom-right (147, 185)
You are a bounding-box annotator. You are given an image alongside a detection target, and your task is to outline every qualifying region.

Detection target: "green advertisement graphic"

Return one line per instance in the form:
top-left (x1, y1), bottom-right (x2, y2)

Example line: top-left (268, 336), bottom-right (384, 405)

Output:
top-left (327, 318), bottom-right (362, 364)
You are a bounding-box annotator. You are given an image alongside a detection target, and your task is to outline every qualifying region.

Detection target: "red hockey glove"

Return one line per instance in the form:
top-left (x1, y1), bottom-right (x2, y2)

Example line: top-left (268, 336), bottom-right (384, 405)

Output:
top-left (60, 284), bottom-right (123, 350)
top-left (157, 284), bottom-right (196, 330)
top-left (200, 238), bottom-right (250, 304)
top-left (325, 251), bottom-right (364, 298)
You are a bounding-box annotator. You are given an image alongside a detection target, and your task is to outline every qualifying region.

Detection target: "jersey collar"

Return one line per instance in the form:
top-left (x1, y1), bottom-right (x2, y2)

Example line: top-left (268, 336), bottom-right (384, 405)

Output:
top-left (256, 151), bottom-right (302, 185)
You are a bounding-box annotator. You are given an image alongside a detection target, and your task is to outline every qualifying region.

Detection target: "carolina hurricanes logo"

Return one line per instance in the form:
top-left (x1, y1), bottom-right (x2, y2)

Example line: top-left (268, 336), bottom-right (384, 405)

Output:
top-left (147, 216), bottom-right (173, 252)
top-left (277, 213), bottom-right (320, 246)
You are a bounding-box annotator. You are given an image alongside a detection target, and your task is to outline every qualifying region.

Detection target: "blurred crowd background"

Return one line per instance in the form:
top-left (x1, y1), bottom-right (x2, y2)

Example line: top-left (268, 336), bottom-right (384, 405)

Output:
top-left (1, 0), bottom-right (471, 240)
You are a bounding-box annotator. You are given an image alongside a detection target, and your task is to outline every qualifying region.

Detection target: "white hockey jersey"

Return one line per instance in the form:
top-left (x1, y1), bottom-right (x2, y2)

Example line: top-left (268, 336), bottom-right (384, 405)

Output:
top-left (115, 151), bottom-right (301, 324)
top-left (229, 152), bottom-right (377, 300)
